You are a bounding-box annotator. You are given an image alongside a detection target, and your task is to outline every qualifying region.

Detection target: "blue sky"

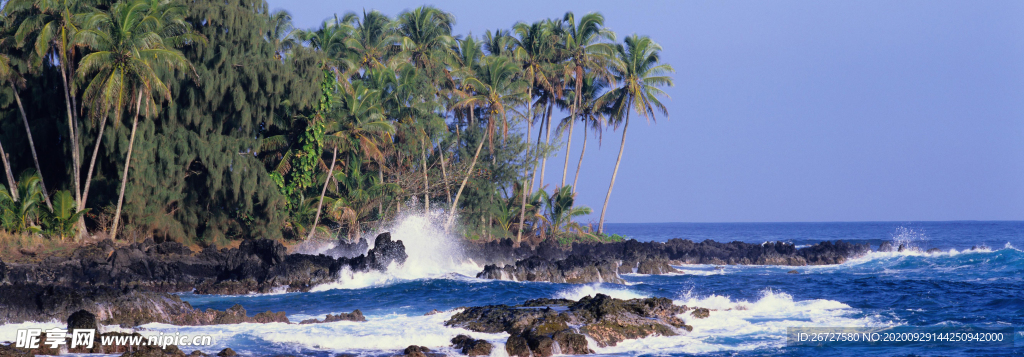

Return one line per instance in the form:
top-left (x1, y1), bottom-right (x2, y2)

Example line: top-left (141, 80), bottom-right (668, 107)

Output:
top-left (268, 0), bottom-right (1024, 223)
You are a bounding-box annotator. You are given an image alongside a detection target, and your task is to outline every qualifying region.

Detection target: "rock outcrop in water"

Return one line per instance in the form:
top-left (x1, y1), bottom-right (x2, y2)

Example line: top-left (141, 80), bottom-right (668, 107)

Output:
top-left (475, 239), bottom-right (871, 284)
top-left (1, 233), bottom-right (406, 295)
top-left (0, 233), bottom-right (406, 324)
top-left (0, 284), bottom-right (289, 325)
top-left (446, 294), bottom-right (701, 356)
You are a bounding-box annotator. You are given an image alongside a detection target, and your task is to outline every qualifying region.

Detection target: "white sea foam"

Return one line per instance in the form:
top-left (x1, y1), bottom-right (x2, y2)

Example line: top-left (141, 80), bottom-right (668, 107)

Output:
top-left (589, 288), bottom-right (888, 355)
top-left (0, 321), bottom-right (64, 343)
top-left (553, 283), bottom-right (649, 301)
top-left (310, 211), bottom-right (484, 290)
top-left (139, 310), bottom-right (507, 354)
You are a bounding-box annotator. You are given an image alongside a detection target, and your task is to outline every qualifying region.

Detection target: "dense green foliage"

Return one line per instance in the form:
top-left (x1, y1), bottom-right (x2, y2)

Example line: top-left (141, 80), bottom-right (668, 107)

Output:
top-left (0, 0), bottom-right (672, 245)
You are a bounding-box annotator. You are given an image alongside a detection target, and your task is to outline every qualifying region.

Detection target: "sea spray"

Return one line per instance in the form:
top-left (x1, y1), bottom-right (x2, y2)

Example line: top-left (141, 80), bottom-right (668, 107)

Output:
top-left (313, 210), bottom-right (483, 290)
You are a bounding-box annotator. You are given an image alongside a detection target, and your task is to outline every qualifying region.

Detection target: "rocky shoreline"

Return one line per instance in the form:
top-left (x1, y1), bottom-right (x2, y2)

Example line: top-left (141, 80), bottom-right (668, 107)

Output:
top-left (0, 234), bottom-right (873, 325)
top-left (0, 233), bottom-right (875, 356)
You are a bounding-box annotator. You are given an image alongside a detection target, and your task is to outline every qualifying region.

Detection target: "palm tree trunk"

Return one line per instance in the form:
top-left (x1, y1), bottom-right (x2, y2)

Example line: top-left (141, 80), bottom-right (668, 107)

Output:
top-left (80, 115), bottom-right (109, 212)
top-left (11, 84), bottom-right (50, 209)
top-left (307, 147), bottom-right (337, 240)
top-left (516, 86), bottom-right (533, 243)
top-left (531, 107), bottom-right (544, 189)
top-left (539, 100), bottom-right (553, 189)
top-left (59, 60), bottom-right (82, 208)
top-left (439, 143), bottom-right (452, 206)
top-left (561, 111), bottom-right (575, 188)
top-left (446, 133), bottom-right (486, 228)
top-left (421, 138), bottom-right (429, 214)
top-left (110, 95), bottom-right (143, 240)
top-left (572, 129), bottom-right (587, 194)
top-left (562, 75), bottom-right (582, 188)
top-left (599, 109), bottom-right (629, 234)
top-left (0, 139), bottom-right (17, 201)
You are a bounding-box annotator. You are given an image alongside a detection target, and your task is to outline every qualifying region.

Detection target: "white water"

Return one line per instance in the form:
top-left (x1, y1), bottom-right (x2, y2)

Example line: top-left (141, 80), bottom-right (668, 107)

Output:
top-left (577, 288), bottom-right (890, 355)
top-left (310, 211), bottom-right (483, 291)
top-left (139, 310), bottom-right (508, 355)
top-left (554, 283), bottom-right (650, 301)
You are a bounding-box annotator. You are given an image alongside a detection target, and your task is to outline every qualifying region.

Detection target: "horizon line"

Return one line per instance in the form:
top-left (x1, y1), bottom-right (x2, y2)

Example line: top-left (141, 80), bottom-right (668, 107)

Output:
top-left (602, 219), bottom-right (1024, 225)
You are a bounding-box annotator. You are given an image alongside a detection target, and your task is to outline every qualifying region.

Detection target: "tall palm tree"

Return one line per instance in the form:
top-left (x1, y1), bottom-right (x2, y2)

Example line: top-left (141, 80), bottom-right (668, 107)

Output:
top-left (0, 30), bottom-right (46, 204)
top-left (10, 0), bottom-right (96, 211)
top-left (510, 20), bottom-right (556, 242)
top-left (299, 14), bottom-right (356, 81)
top-left (75, 0), bottom-right (197, 239)
top-left (557, 73), bottom-right (609, 194)
top-left (597, 35), bottom-right (674, 233)
top-left (267, 9), bottom-right (298, 60)
top-left (448, 55), bottom-right (526, 228)
top-left (396, 6), bottom-right (455, 74)
top-left (558, 11), bottom-right (615, 187)
top-left (345, 10), bottom-right (399, 72)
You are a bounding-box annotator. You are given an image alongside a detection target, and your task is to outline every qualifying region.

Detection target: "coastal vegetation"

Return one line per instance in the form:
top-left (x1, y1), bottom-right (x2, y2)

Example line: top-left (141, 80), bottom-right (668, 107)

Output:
top-left (0, 0), bottom-right (673, 248)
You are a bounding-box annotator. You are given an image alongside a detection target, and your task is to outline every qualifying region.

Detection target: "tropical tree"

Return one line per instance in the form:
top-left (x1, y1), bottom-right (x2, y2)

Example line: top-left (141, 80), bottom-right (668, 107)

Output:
top-left (510, 20), bottom-right (557, 242)
top-left (597, 35), bottom-right (674, 233)
top-left (267, 9), bottom-right (298, 60)
top-left (345, 10), bottom-right (399, 71)
top-left (1, 22), bottom-right (54, 207)
top-left (558, 11), bottom-right (615, 188)
top-left (538, 185), bottom-right (593, 243)
top-left (75, 0), bottom-right (197, 239)
top-left (8, 0), bottom-right (95, 211)
top-left (449, 55), bottom-right (526, 228)
top-left (0, 171), bottom-right (43, 234)
top-left (41, 189), bottom-right (88, 240)
top-left (558, 73), bottom-right (610, 193)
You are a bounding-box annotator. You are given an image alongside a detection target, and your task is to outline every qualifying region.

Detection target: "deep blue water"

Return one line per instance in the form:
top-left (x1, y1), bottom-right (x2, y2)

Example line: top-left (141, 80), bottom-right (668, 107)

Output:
top-left (34, 220), bottom-right (1024, 356)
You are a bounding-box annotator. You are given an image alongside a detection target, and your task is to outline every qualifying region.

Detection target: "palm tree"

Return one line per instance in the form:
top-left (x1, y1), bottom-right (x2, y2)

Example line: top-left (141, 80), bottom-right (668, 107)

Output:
top-left (510, 20), bottom-right (556, 242)
top-left (267, 9), bottom-right (298, 60)
top-left (0, 171), bottom-right (44, 234)
top-left (9, 0), bottom-right (96, 211)
top-left (345, 10), bottom-right (399, 72)
top-left (539, 185), bottom-right (592, 242)
top-left (1, 22), bottom-right (53, 209)
top-left (557, 73), bottom-right (609, 194)
top-left (299, 14), bottom-right (356, 81)
top-left (396, 6), bottom-right (455, 74)
top-left (75, 0), bottom-right (197, 239)
top-left (448, 55), bottom-right (526, 228)
top-left (307, 83), bottom-right (394, 239)
top-left (597, 35), bottom-right (674, 233)
top-left (558, 12), bottom-right (615, 188)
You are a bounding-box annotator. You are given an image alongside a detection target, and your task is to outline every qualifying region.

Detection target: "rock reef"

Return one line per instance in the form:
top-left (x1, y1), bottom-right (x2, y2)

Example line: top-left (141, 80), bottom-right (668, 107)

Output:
top-left (446, 294), bottom-right (702, 356)
top-left (476, 238), bottom-right (871, 284)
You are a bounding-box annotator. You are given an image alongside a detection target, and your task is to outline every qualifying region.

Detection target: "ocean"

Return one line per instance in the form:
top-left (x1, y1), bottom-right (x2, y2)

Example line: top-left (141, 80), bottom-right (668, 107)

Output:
top-left (8, 219), bottom-right (1024, 356)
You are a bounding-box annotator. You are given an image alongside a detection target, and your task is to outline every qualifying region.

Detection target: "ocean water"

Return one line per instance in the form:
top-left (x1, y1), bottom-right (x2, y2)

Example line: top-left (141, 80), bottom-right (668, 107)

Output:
top-left (7, 219), bottom-right (1024, 356)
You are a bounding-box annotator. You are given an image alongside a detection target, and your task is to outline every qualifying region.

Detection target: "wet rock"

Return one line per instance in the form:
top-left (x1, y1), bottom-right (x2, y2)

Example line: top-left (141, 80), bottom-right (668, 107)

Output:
top-left (927, 248), bottom-right (941, 254)
top-left (552, 330), bottom-right (592, 354)
top-left (448, 294), bottom-right (694, 354)
top-left (451, 335), bottom-right (493, 356)
top-left (188, 351), bottom-right (208, 357)
top-left (2, 232), bottom-right (408, 300)
top-left (401, 345), bottom-right (441, 357)
top-left (216, 348), bottom-right (237, 357)
top-left (878, 241), bottom-right (895, 252)
top-left (689, 307), bottom-right (710, 319)
top-left (504, 336), bottom-right (531, 357)
top-left (299, 310), bottom-right (366, 324)
top-left (424, 309), bottom-right (442, 316)
top-left (0, 342), bottom-right (32, 357)
top-left (325, 238), bottom-right (369, 258)
top-left (787, 270), bottom-right (799, 274)
top-left (120, 344), bottom-right (187, 357)
top-left (477, 255), bottom-right (624, 284)
top-left (68, 309), bottom-right (98, 331)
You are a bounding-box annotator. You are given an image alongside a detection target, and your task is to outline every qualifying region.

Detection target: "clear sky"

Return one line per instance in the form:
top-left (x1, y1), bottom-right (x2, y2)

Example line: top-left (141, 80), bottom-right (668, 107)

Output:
top-left (268, 0), bottom-right (1024, 223)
